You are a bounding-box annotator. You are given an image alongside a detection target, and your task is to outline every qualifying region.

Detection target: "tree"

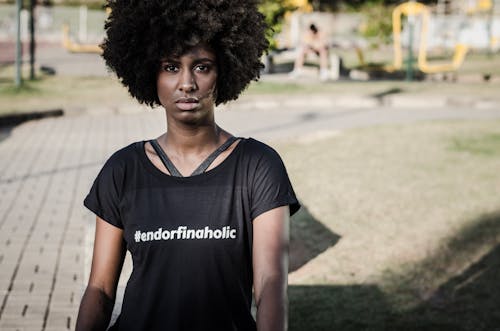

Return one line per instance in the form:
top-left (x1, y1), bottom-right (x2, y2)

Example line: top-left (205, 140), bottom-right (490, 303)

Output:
top-left (259, 0), bottom-right (298, 50)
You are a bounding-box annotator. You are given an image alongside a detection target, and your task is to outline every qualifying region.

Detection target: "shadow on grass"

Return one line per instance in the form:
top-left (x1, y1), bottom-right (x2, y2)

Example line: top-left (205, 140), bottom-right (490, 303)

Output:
top-left (290, 211), bottom-right (500, 331)
top-left (393, 243), bottom-right (500, 331)
top-left (290, 205), bottom-right (341, 272)
top-left (394, 211), bottom-right (500, 331)
top-left (290, 284), bottom-right (391, 331)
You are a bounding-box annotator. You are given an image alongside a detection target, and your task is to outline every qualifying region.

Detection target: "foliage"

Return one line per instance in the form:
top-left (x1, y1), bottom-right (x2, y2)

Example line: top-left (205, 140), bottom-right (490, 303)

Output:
top-left (355, 0), bottom-right (395, 46)
top-left (258, 0), bottom-right (297, 50)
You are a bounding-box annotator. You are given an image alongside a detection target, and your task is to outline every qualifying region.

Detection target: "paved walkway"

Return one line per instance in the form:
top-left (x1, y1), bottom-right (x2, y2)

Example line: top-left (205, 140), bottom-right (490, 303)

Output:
top-left (1, 102), bottom-right (500, 330)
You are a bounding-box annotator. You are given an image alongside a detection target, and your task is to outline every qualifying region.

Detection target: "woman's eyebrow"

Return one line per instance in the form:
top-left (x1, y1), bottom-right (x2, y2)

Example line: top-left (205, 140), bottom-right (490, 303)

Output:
top-left (160, 58), bottom-right (180, 63)
top-left (160, 57), bottom-right (215, 63)
top-left (194, 58), bottom-right (216, 63)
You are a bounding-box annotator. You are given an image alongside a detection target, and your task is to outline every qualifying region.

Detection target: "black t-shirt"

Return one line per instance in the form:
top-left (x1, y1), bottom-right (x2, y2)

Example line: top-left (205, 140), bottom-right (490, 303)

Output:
top-left (84, 138), bottom-right (300, 331)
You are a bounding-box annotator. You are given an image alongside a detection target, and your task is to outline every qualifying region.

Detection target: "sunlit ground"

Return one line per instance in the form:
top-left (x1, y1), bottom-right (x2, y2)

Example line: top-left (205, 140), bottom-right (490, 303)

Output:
top-left (281, 120), bottom-right (500, 330)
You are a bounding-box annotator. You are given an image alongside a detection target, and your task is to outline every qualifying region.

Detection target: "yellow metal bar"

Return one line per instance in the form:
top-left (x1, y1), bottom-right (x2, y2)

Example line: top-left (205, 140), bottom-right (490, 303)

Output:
top-left (288, 0), bottom-right (312, 12)
top-left (62, 24), bottom-right (102, 54)
top-left (387, 2), bottom-right (429, 71)
top-left (388, 1), bottom-right (468, 74)
top-left (466, 0), bottom-right (492, 14)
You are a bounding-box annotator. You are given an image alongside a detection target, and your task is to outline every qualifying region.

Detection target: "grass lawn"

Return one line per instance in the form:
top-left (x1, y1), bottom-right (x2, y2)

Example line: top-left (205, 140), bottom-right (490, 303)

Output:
top-left (281, 120), bottom-right (500, 331)
top-left (0, 71), bottom-right (133, 115)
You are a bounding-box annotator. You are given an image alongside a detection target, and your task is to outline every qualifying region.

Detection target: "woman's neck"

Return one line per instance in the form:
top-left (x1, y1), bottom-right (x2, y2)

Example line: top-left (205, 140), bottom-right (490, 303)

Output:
top-left (162, 121), bottom-right (224, 156)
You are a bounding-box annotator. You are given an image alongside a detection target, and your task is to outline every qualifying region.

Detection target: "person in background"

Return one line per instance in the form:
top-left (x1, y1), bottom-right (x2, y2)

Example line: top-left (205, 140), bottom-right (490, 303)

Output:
top-left (289, 23), bottom-right (330, 81)
top-left (75, 0), bottom-right (300, 330)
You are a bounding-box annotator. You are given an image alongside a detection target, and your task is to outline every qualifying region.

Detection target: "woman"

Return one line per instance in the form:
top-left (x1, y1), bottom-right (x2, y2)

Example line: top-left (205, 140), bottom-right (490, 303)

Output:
top-left (76, 1), bottom-right (300, 330)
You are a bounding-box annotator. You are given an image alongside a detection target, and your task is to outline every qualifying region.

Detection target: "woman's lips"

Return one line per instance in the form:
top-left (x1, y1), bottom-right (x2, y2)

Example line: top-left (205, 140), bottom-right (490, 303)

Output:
top-left (175, 97), bottom-right (199, 111)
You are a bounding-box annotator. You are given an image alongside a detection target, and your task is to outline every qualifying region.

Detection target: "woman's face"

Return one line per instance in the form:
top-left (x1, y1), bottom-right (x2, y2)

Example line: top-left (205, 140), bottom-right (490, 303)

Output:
top-left (157, 44), bottom-right (218, 124)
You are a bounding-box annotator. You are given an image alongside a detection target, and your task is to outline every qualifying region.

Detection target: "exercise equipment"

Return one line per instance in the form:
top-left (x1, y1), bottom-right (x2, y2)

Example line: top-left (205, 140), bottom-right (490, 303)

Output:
top-left (388, 1), bottom-right (469, 74)
top-left (61, 7), bottom-right (110, 54)
top-left (62, 24), bottom-right (102, 54)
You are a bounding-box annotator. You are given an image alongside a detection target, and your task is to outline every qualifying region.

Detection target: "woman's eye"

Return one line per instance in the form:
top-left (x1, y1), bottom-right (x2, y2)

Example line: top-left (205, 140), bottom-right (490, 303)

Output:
top-left (194, 64), bottom-right (210, 72)
top-left (162, 64), bottom-right (178, 72)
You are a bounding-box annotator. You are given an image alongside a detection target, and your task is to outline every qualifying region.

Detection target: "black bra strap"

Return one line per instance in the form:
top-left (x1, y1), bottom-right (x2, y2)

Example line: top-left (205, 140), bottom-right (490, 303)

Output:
top-left (150, 136), bottom-right (238, 177)
top-left (191, 136), bottom-right (238, 176)
top-left (150, 139), bottom-right (183, 177)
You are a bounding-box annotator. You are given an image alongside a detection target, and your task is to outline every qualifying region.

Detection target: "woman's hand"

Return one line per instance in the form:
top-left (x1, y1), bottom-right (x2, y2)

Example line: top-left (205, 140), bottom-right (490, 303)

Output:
top-left (253, 206), bottom-right (290, 331)
top-left (75, 217), bottom-right (126, 331)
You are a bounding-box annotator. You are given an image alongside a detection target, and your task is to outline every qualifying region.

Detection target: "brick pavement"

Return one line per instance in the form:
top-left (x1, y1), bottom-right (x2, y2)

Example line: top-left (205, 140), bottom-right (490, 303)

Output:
top-left (1, 104), bottom-right (500, 330)
top-left (0, 112), bottom-right (164, 330)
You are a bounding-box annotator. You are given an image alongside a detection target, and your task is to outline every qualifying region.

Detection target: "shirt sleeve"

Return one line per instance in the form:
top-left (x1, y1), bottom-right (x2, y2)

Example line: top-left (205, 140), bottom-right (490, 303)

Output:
top-left (250, 144), bottom-right (300, 220)
top-left (83, 155), bottom-right (124, 229)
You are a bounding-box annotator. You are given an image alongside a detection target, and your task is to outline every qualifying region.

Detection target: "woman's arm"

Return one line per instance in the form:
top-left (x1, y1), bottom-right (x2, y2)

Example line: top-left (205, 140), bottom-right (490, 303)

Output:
top-left (76, 217), bottom-right (126, 331)
top-left (253, 206), bottom-right (290, 331)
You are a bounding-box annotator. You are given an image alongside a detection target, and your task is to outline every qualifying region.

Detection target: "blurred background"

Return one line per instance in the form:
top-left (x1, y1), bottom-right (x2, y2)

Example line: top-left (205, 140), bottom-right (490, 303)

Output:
top-left (1, 1), bottom-right (500, 330)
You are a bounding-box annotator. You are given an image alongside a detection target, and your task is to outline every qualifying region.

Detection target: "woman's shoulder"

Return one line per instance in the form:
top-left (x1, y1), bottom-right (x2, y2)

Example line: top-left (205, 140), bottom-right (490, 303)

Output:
top-left (239, 137), bottom-right (285, 167)
top-left (240, 138), bottom-right (279, 156)
top-left (101, 141), bottom-right (143, 170)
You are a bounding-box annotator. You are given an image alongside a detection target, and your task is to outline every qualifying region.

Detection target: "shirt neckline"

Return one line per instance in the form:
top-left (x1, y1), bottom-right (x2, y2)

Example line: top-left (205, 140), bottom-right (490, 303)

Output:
top-left (136, 138), bottom-right (245, 182)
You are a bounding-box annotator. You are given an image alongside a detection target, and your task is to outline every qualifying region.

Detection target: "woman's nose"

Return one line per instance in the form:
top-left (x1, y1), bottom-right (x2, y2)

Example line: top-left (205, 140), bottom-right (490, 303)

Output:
top-left (179, 71), bottom-right (197, 92)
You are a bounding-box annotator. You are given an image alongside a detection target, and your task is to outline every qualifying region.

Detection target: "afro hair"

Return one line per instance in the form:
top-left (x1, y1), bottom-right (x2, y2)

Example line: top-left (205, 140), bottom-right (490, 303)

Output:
top-left (101, 0), bottom-right (269, 107)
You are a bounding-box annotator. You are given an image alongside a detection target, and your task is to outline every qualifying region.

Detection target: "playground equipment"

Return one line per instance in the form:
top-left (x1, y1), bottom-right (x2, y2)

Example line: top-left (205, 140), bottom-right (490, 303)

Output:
top-left (62, 24), bottom-right (102, 53)
top-left (436, 0), bottom-right (493, 14)
top-left (388, 1), bottom-right (469, 74)
top-left (61, 6), bottom-right (110, 54)
top-left (464, 0), bottom-right (493, 13)
top-left (289, 0), bottom-right (312, 12)
top-left (460, 0), bottom-right (500, 51)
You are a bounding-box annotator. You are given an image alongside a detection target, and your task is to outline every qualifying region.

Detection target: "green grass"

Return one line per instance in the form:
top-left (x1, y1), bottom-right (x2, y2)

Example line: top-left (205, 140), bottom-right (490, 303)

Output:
top-left (247, 78), bottom-right (500, 98)
top-left (279, 120), bottom-right (500, 331)
top-left (246, 79), bottom-right (410, 95)
top-left (450, 133), bottom-right (500, 156)
top-left (0, 71), bottom-right (132, 114)
top-left (247, 81), bottom-right (308, 94)
top-left (0, 80), bottom-right (42, 95)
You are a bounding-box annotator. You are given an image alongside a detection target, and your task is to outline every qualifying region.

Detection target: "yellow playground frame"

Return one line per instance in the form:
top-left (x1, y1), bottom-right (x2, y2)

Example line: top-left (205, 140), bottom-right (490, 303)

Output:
top-left (61, 7), bottom-right (112, 54)
top-left (388, 1), bottom-right (469, 74)
top-left (62, 24), bottom-right (102, 54)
